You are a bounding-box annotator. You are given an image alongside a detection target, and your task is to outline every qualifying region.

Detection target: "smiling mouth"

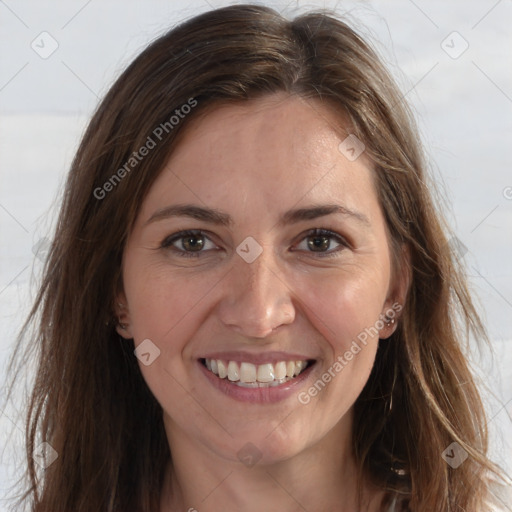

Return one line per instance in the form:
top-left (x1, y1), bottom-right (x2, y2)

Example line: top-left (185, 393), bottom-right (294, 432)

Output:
top-left (200, 358), bottom-right (315, 388)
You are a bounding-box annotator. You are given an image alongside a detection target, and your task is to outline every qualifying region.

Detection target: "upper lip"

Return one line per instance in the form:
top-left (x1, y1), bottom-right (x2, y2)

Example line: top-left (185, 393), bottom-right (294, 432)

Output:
top-left (200, 351), bottom-right (315, 365)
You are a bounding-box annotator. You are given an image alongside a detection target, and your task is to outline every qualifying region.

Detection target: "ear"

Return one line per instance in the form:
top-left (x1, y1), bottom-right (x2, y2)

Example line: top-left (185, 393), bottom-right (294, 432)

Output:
top-left (379, 244), bottom-right (411, 339)
top-left (114, 291), bottom-right (134, 339)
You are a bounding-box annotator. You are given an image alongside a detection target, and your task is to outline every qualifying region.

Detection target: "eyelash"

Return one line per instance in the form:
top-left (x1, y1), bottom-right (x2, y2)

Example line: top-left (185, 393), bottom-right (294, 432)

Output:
top-left (160, 228), bottom-right (350, 259)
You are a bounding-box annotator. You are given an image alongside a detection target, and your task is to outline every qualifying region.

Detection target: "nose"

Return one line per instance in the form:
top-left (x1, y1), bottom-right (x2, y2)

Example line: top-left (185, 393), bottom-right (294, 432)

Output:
top-left (216, 249), bottom-right (295, 338)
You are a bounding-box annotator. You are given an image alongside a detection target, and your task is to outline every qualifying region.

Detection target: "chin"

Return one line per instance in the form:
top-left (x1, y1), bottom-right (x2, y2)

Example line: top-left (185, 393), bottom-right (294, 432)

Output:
top-left (218, 420), bottom-right (319, 466)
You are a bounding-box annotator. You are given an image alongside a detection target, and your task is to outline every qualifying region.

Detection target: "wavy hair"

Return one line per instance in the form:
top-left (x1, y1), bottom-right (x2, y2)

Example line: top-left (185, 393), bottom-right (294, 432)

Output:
top-left (5, 4), bottom-right (507, 511)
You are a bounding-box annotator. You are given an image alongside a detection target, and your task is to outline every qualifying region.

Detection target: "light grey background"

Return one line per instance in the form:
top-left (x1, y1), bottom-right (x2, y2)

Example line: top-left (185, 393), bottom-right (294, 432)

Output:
top-left (1, 1), bottom-right (511, 510)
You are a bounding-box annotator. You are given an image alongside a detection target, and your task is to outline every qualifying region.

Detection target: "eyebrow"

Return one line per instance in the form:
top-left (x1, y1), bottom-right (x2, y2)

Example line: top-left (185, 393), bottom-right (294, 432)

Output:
top-left (145, 203), bottom-right (370, 227)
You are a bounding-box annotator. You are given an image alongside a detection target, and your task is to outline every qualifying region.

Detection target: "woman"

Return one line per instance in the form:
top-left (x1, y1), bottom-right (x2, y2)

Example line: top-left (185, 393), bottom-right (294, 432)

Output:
top-left (7, 4), bottom-right (510, 511)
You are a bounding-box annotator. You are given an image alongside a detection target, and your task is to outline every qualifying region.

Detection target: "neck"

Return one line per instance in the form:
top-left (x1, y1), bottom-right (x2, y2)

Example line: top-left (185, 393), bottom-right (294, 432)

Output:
top-left (159, 411), bottom-right (384, 512)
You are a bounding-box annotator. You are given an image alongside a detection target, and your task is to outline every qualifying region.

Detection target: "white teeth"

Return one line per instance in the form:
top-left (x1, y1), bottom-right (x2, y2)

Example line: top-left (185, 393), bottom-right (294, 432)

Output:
top-left (274, 361), bottom-right (287, 380)
top-left (294, 360), bottom-right (305, 376)
top-left (257, 363), bottom-right (275, 383)
top-left (217, 360), bottom-right (227, 379)
top-left (227, 361), bottom-right (240, 381)
top-left (204, 358), bottom-right (310, 386)
top-left (240, 362), bottom-right (257, 383)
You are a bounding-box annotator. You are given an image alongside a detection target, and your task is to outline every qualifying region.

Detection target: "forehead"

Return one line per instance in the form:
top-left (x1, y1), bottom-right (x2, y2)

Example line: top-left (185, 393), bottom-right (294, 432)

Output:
top-left (171, 93), bottom-right (356, 172)
top-left (140, 94), bottom-right (378, 222)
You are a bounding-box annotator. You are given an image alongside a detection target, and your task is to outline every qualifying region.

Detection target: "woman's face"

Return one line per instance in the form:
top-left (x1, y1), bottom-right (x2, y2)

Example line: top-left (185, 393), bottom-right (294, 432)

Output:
top-left (117, 93), bottom-right (404, 465)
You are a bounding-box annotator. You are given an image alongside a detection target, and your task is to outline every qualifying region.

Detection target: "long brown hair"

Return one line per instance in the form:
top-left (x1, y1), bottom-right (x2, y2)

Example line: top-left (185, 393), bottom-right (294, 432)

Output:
top-left (5, 4), bottom-right (507, 511)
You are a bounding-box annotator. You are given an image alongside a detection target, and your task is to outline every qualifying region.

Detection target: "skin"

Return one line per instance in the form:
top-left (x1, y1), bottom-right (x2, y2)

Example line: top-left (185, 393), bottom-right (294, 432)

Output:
top-left (116, 93), bottom-right (408, 512)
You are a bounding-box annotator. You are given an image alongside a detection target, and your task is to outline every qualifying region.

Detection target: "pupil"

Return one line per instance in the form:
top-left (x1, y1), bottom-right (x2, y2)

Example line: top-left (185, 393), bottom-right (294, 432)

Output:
top-left (308, 236), bottom-right (329, 251)
top-left (183, 235), bottom-right (204, 251)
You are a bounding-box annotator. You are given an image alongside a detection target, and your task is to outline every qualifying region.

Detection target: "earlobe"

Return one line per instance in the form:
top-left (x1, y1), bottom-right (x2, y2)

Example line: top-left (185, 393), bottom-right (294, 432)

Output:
top-left (114, 294), bottom-right (133, 339)
top-left (380, 244), bottom-right (411, 339)
top-left (379, 310), bottom-right (399, 340)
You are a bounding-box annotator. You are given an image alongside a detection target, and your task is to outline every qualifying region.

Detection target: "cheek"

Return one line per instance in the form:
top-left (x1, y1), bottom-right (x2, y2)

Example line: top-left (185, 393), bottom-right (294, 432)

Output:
top-left (123, 255), bottom-right (223, 343)
top-left (122, 263), bottom-right (214, 409)
top-left (290, 265), bottom-right (387, 412)
top-left (293, 263), bottom-right (389, 350)
top-left (121, 260), bottom-right (227, 405)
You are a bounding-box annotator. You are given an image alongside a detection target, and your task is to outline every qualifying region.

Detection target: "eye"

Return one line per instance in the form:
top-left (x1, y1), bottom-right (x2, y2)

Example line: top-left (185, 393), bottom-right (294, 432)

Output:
top-left (293, 228), bottom-right (349, 257)
top-left (161, 230), bottom-right (218, 257)
top-left (161, 228), bottom-right (349, 259)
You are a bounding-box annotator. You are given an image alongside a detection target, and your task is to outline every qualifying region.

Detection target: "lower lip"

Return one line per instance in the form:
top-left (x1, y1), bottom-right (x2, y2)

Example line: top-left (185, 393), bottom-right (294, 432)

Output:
top-left (198, 360), bottom-right (316, 404)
